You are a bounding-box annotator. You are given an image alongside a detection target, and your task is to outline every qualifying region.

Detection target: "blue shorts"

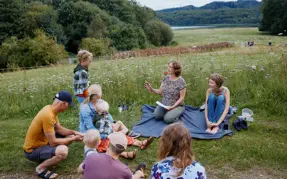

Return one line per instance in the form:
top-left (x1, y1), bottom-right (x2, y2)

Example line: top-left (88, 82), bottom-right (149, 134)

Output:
top-left (76, 96), bottom-right (86, 104)
top-left (24, 133), bottom-right (65, 161)
top-left (25, 145), bottom-right (56, 161)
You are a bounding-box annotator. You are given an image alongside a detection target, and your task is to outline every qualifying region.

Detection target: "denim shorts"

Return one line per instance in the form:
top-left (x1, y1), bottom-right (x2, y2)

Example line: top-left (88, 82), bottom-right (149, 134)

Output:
top-left (25, 145), bottom-right (56, 161)
top-left (24, 133), bottom-right (65, 161)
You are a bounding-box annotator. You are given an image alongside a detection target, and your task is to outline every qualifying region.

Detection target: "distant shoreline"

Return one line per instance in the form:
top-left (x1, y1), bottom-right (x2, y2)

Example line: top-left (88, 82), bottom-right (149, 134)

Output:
top-left (171, 26), bottom-right (214, 30)
top-left (171, 24), bottom-right (259, 30)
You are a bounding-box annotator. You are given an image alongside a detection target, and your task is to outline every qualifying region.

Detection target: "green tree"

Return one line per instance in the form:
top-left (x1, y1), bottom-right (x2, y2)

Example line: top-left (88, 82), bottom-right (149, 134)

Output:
top-left (87, 15), bottom-right (108, 39)
top-left (0, 30), bottom-right (67, 69)
top-left (259, 0), bottom-right (287, 34)
top-left (0, 0), bottom-right (171, 55)
top-left (145, 20), bottom-right (173, 46)
top-left (109, 24), bottom-right (147, 50)
top-left (22, 2), bottom-right (66, 44)
top-left (57, 1), bottom-right (116, 53)
top-left (80, 38), bottom-right (110, 56)
top-left (0, 0), bottom-right (26, 44)
top-left (130, 0), bottom-right (155, 27)
top-left (87, 0), bottom-right (137, 25)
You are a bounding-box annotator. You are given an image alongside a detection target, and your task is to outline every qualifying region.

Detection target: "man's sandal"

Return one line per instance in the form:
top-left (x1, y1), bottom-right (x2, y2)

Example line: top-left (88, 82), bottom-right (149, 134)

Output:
top-left (123, 150), bottom-right (137, 159)
top-left (140, 137), bottom-right (155, 150)
top-left (37, 168), bottom-right (58, 179)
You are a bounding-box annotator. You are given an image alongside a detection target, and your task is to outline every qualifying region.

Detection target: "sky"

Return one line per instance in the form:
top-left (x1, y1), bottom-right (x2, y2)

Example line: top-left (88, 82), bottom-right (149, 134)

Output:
top-left (136, 0), bottom-right (260, 10)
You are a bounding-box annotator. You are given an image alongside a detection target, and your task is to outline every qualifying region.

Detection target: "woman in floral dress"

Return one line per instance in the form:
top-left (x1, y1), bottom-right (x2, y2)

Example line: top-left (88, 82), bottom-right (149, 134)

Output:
top-left (151, 123), bottom-right (207, 179)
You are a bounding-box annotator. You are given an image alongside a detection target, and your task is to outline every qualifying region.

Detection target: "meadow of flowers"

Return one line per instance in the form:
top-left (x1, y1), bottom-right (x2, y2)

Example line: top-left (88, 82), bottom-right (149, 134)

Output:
top-left (0, 28), bottom-right (286, 178)
top-left (0, 43), bottom-right (286, 119)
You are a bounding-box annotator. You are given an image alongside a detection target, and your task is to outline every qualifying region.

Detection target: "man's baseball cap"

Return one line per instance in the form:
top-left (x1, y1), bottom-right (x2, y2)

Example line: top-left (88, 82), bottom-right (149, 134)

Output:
top-left (54, 90), bottom-right (74, 106)
top-left (108, 132), bottom-right (127, 149)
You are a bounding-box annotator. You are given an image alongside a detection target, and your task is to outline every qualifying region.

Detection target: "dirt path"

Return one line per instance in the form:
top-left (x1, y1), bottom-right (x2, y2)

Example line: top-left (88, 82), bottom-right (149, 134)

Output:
top-left (113, 42), bottom-right (232, 59)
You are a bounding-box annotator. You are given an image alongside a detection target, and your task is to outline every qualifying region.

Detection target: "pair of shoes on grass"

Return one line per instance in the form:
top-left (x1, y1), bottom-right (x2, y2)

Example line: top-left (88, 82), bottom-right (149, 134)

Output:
top-left (233, 117), bottom-right (248, 131)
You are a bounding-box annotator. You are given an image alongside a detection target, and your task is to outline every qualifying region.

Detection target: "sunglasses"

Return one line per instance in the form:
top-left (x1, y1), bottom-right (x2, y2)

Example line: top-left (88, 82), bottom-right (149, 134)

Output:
top-left (98, 111), bottom-right (109, 116)
top-left (90, 94), bottom-right (99, 98)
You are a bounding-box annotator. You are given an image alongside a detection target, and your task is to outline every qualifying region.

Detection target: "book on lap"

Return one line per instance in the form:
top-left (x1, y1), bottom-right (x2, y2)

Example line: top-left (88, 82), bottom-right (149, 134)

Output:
top-left (156, 101), bottom-right (169, 109)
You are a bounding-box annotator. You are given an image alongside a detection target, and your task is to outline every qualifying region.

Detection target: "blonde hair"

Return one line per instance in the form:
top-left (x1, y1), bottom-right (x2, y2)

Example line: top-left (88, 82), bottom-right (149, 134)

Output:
top-left (95, 99), bottom-right (109, 113)
top-left (82, 84), bottom-right (102, 104)
top-left (77, 50), bottom-right (93, 63)
top-left (88, 84), bottom-right (102, 97)
top-left (158, 123), bottom-right (195, 176)
top-left (84, 129), bottom-right (100, 148)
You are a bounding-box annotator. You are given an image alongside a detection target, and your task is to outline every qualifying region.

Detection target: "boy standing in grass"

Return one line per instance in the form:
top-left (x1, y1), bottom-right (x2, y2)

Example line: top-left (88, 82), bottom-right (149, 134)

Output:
top-left (73, 50), bottom-right (93, 104)
top-left (23, 90), bottom-right (84, 179)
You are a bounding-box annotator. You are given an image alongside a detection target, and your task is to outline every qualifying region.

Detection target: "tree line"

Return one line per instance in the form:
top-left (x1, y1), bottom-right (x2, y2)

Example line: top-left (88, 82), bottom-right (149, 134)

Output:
top-left (156, 1), bottom-right (261, 26)
top-left (0, 0), bottom-right (173, 69)
top-left (259, 0), bottom-right (287, 34)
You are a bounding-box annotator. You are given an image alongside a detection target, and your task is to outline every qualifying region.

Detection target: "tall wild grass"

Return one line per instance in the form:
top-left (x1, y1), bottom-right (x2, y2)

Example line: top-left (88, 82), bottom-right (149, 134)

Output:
top-left (0, 45), bottom-right (286, 120)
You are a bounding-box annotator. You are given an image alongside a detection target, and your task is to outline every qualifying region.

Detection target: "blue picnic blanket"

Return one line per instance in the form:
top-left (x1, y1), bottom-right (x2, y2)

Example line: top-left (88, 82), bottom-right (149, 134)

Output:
top-left (132, 105), bottom-right (233, 139)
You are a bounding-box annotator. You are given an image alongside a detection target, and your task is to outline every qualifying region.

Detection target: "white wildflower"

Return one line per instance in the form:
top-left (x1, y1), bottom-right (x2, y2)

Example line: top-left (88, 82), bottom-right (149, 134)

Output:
top-left (260, 67), bottom-right (265, 71)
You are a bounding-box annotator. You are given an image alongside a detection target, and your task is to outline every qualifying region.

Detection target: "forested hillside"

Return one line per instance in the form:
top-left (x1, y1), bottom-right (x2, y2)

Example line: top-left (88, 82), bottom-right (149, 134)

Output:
top-left (0, 0), bottom-right (173, 69)
top-left (156, 1), bottom-right (261, 26)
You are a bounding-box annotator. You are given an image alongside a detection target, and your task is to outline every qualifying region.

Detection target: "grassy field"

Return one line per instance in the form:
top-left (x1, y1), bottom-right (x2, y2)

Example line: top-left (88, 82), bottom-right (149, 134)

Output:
top-left (174, 27), bottom-right (286, 47)
top-left (0, 28), bottom-right (287, 178)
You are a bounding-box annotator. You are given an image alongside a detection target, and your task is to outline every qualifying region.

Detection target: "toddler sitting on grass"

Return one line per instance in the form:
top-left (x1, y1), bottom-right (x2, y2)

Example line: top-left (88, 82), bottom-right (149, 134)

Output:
top-left (93, 99), bottom-right (128, 138)
top-left (77, 129), bottom-right (100, 174)
top-left (94, 99), bottom-right (154, 156)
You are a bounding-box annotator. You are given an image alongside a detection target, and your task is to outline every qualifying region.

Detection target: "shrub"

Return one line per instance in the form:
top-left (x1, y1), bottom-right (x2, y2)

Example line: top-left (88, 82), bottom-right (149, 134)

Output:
top-left (170, 41), bottom-right (179, 46)
top-left (145, 20), bottom-right (173, 46)
top-left (0, 30), bottom-right (68, 69)
top-left (109, 24), bottom-right (147, 51)
top-left (80, 38), bottom-right (110, 57)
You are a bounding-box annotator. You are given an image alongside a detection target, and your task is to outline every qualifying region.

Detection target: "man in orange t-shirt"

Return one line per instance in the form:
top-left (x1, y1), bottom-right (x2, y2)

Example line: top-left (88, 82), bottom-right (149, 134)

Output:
top-left (23, 90), bottom-right (84, 179)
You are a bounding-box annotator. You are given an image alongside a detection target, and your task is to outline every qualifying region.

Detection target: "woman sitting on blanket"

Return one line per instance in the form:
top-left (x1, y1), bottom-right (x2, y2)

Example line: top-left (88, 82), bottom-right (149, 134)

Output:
top-left (150, 123), bottom-right (207, 179)
top-left (205, 73), bottom-right (230, 134)
top-left (79, 84), bottom-right (154, 158)
top-left (145, 61), bottom-right (187, 124)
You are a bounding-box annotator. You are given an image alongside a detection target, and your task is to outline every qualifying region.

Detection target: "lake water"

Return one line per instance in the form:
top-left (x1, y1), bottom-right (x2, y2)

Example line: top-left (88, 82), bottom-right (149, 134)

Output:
top-left (171, 26), bottom-right (214, 30)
